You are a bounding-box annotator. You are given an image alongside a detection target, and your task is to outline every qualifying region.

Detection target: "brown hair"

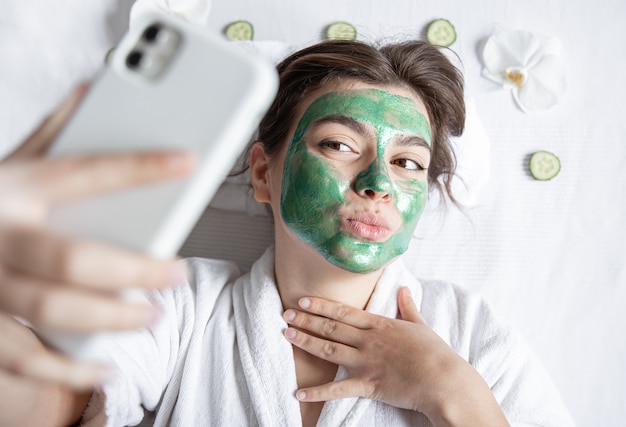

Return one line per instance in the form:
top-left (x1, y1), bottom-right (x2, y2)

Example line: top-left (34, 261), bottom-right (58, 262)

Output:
top-left (253, 39), bottom-right (465, 204)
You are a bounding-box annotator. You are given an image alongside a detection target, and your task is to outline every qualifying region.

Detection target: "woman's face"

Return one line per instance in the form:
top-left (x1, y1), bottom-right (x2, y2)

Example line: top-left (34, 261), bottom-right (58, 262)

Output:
top-left (267, 82), bottom-right (432, 274)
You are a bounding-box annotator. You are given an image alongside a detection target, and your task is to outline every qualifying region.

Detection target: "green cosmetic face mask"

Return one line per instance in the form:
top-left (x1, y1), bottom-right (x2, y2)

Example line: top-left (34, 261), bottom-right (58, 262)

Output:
top-left (280, 88), bottom-right (431, 273)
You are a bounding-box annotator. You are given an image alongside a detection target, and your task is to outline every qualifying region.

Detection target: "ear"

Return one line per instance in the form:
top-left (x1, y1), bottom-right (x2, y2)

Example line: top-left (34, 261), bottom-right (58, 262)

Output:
top-left (249, 142), bottom-right (272, 203)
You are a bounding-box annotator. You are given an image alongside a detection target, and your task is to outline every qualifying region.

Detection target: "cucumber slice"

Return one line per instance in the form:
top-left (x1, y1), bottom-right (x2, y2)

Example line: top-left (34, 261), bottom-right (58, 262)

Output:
top-left (326, 21), bottom-right (357, 41)
top-left (225, 20), bottom-right (254, 41)
top-left (426, 19), bottom-right (456, 47)
top-left (104, 47), bottom-right (116, 64)
top-left (529, 151), bottom-right (561, 180)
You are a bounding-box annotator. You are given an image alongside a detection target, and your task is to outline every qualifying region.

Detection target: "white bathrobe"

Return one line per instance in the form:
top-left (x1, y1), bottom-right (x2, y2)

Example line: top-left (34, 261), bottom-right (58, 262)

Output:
top-left (82, 247), bottom-right (574, 426)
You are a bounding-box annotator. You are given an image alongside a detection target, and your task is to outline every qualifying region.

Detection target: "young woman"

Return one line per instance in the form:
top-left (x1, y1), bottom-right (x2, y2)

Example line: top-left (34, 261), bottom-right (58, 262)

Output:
top-left (0, 40), bottom-right (573, 427)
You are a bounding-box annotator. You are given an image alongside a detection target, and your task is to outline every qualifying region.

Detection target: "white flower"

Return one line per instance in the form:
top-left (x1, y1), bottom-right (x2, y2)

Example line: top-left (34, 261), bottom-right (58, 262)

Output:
top-left (481, 27), bottom-right (566, 112)
top-left (130, 0), bottom-right (212, 27)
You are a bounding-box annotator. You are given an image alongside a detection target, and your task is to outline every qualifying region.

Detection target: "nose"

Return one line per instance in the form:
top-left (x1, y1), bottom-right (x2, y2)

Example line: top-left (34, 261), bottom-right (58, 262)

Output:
top-left (354, 161), bottom-right (393, 201)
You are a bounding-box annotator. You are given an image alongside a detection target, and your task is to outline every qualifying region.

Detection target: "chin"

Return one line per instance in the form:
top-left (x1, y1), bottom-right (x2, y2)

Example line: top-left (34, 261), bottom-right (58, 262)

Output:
top-left (321, 237), bottom-right (404, 275)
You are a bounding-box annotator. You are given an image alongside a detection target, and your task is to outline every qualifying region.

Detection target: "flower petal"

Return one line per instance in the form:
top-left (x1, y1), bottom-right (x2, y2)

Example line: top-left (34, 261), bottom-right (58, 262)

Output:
top-left (481, 67), bottom-right (507, 85)
top-left (481, 28), bottom-right (540, 75)
top-left (514, 55), bottom-right (567, 112)
top-left (130, 0), bottom-right (213, 26)
top-left (526, 36), bottom-right (563, 69)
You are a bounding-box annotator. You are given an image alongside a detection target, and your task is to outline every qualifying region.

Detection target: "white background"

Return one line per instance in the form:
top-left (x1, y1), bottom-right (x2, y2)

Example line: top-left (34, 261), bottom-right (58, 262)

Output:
top-left (1, 1), bottom-right (625, 425)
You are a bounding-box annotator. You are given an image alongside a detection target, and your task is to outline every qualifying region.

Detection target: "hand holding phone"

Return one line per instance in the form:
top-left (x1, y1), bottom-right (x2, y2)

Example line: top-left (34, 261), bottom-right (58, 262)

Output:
top-left (0, 86), bottom-right (195, 390)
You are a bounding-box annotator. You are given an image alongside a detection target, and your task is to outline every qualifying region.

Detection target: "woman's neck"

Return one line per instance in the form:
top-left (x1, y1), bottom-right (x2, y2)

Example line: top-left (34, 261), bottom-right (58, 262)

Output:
top-left (273, 236), bottom-right (383, 311)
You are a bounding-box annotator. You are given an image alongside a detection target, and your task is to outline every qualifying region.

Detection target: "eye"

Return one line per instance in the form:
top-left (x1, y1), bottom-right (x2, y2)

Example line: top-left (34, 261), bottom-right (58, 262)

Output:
top-left (391, 158), bottom-right (425, 171)
top-left (319, 140), bottom-right (354, 152)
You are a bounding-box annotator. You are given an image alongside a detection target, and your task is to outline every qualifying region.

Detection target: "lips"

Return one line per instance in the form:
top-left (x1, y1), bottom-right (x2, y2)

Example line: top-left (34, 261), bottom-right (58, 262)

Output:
top-left (343, 212), bottom-right (392, 242)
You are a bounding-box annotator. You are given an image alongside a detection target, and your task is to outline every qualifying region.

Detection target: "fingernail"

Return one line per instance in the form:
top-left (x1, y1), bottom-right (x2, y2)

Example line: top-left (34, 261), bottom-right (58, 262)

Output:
top-left (284, 310), bottom-right (296, 322)
top-left (165, 152), bottom-right (195, 172)
top-left (169, 263), bottom-right (188, 286)
top-left (403, 287), bottom-right (412, 298)
top-left (144, 306), bottom-right (162, 325)
top-left (296, 390), bottom-right (307, 401)
top-left (299, 298), bottom-right (311, 309)
top-left (284, 328), bottom-right (296, 340)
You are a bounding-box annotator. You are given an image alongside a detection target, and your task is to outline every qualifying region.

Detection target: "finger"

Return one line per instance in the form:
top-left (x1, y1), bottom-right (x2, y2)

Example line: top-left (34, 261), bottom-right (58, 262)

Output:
top-left (5, 83), bottom-right (89, 161)
top-left (6, 350), bottom-right (109, 391)
top-left (397, 287), bottom-right (425, 324)
top-left (0, 225), bottom-right (187, 290)
top-left (283, 309), bottom-right (362, 347)
top-left (297, 297), bottom-right (376, 329)
top-left (284, 327), bottom-right (358, 366)
top-left (296, 378), bottom-right (372, 402)
top-left (0, 269), bottom-right (159, 331)
top-left (26, 150), bottom-right (195, 203)
top-left (0, 313), bottom-right (108, 390)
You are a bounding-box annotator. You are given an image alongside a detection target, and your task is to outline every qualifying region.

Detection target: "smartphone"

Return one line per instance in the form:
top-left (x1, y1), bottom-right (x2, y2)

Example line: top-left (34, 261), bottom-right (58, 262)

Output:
top-left (47, 12), bottom-right (277, 258)
top-left (40, 12), bottom-right (277, 361)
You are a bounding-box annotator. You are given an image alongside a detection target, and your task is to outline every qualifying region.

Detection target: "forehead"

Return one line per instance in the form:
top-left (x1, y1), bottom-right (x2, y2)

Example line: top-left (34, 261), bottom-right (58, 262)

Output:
top-left (293, 82), bottom-right (431, 141)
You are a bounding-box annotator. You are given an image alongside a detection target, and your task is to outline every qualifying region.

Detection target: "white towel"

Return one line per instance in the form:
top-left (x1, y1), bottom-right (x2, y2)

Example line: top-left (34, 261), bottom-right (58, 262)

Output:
top-left (82, 247), bottom-right (573, 426)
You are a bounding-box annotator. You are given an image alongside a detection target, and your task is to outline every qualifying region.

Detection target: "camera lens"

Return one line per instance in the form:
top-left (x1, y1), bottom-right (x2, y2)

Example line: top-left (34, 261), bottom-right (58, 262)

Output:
top-left (143, 24), bottom-right (161, 43)
top-left (126, 50), bottom-right (143, 69)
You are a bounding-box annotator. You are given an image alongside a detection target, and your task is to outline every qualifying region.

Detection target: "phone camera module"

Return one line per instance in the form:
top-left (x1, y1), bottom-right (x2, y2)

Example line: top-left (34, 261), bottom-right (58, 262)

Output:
top-left (143, 24), bottom-right (163, 43)
top-left (125, 23), bottom-right (180, 79)
top-left (126, 50), bottom-right (144, 69)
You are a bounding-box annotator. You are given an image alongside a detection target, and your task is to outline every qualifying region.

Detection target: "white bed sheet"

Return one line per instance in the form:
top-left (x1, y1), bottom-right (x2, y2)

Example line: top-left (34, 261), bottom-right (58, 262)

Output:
top-left (2, 1), bottom-right (625, 425)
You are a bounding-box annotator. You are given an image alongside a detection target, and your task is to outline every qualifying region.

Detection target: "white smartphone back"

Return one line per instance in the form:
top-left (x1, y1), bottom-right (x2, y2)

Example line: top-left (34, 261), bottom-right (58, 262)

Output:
top-left (47, 12), bottom-right (278, 258)
top-left (41, 13), bottom-right (277, 361)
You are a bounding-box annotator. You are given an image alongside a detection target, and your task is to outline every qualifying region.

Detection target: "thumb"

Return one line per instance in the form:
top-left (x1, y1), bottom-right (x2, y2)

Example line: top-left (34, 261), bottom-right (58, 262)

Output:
top-left (397, 287), bottom-right (424, 324)
top-left (5, 83), bottom-right (89, 162)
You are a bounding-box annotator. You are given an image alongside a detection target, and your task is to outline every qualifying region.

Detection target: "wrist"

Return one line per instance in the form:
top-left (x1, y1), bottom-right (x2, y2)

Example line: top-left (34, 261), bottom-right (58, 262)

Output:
top-left (420, 358), bottom-right (509, 427)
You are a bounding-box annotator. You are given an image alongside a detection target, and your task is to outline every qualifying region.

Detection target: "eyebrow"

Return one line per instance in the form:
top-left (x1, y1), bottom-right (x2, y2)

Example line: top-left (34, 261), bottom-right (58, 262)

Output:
top-left (310, 114), bottom-right (431, 153)
top-left (309, 115), bottom-right (374, 138)
top-left (394, 135), bottom-right (432, 153)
